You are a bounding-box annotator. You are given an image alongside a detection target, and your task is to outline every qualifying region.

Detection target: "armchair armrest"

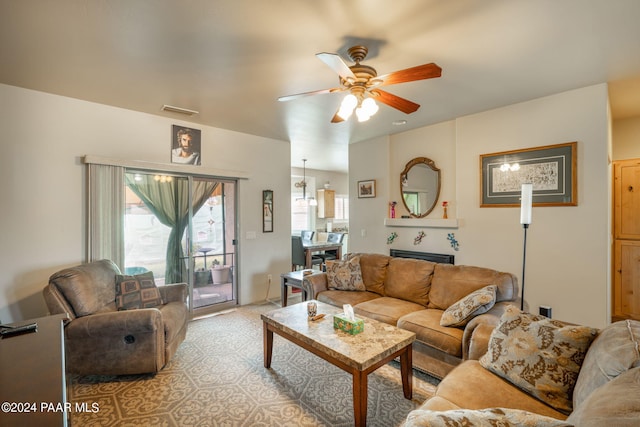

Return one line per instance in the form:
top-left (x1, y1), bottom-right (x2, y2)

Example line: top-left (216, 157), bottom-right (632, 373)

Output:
top-left (303, 273), bottom-right (329, 299)
top-left (159, 282), bottom-right (188, 304)
top-left (65, 309), bottom-right (162, 339)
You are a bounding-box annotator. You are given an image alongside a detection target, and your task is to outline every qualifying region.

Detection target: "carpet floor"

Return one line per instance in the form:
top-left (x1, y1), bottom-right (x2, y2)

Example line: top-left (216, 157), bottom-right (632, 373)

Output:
top-left (69, 301), bottom-right (438, 426)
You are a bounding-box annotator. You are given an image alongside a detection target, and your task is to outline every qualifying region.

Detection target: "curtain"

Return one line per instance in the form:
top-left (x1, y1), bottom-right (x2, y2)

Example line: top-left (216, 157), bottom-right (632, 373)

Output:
top-left (87, 164), bottom-right (125, 268)
top-left (125, 174), bottom-right (218, 283)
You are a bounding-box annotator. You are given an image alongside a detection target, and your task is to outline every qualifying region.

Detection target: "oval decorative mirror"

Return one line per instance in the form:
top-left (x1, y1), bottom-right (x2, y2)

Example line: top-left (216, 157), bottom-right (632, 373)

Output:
top-left (400, 157), bottom-right (441, 218)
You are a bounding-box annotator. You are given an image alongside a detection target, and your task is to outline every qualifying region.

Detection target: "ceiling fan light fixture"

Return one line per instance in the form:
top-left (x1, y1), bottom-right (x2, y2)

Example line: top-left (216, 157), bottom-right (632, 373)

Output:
top-left (362, 97), bottom-right (379, 115)
top-left (337, 93), bottom-right (358, 119)
top-left (355, 107), bottom-right (371, 122)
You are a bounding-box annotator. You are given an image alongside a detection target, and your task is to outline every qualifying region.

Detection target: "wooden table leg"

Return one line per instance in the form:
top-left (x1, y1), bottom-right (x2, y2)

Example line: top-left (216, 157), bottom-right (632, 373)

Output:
top-left (352, 370), bottom-right (368, 427)
top-left (400, 343), bottom-right (413, 399)
top-left (263, 322), bottom-right (273, 368)
top-left (280, 276), bottom-right (288, 307)
top-left (305, 248), bottom-right (312, 269)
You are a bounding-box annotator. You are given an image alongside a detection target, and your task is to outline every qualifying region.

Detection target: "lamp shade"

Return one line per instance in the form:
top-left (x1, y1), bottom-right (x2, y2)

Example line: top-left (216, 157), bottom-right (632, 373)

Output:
top-left (520, 183), bottom-right (533, 225)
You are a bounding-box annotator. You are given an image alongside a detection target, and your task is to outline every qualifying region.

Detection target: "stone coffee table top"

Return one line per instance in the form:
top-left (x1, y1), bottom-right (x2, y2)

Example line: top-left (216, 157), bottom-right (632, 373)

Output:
top-left (261, 300), bottom-right (416, 371)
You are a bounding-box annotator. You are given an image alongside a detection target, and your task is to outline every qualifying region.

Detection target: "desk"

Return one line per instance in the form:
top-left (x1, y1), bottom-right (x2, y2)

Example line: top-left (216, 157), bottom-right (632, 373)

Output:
top-left (0, 314), bottom-right (69, 426)
top-left (302, 241), bottom-right (342, 269)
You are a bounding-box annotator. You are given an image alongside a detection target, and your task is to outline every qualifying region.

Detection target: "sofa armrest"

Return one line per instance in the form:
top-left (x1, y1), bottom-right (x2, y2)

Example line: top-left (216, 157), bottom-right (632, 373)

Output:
top-left (65, 309), bottom-right (163, 339)
top-left (462, 301), bottom-right (514, 360)
top-left (160, 283), bottom-right (188, 304)
top-left (303, 273), bottom-right (329, 299)
top-left (464, 323), bottom-right (496, 360)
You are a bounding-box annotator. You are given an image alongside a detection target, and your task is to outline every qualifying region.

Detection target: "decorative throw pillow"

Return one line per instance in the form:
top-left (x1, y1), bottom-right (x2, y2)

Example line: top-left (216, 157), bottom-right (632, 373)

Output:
top-left (115, 271), bottom-right (163, 310)
top-left (404, 408), bottom-right (572, 427)
top-left (479, 305), bottom-right (598, 414)
top-left (326, 256), bottom-right (366, 291)
top-left (440, 285), bottom-right (497, 327)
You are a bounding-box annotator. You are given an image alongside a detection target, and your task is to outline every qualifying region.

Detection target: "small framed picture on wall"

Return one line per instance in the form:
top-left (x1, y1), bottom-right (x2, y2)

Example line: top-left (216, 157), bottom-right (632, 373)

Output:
top-left (171, 125), bottom-right (202, 165)
top-left (357, 180), bottom-right (376, 198)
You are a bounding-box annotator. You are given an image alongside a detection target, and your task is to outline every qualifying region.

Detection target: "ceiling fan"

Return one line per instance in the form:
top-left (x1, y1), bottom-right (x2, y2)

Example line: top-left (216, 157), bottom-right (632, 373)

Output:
top-left (278, 45), bottom-right (441, 123)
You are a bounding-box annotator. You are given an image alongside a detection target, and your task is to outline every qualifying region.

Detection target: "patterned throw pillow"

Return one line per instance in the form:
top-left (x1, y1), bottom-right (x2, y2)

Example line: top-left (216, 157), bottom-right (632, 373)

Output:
top-left (440, 285), bottom-right (497, 327)
top-left (326, 256), bottom-right (366, 291)
top-left (479, 305), bottom-right (598, 414)
top-left (404, 408), bottom-right (572, 427)
top-left (115, 271), bottom-right (163, 310)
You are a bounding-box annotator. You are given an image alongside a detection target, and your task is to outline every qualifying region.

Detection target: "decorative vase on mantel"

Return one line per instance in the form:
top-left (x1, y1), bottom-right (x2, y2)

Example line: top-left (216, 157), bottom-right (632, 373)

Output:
top-left (389, 201), bottom-right (397, 219)
top-left (442, 201), bottom-right (449, 219)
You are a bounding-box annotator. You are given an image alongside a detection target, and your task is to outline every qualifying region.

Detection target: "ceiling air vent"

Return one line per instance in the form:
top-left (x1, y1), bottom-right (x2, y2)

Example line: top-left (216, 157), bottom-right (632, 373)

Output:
top-left (161, 105), bottom-right (199, 116)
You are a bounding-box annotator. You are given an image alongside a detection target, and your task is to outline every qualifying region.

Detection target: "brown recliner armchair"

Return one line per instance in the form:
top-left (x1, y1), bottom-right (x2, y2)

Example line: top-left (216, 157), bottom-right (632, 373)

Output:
top-left (43, 259), bottom-right (189, 376)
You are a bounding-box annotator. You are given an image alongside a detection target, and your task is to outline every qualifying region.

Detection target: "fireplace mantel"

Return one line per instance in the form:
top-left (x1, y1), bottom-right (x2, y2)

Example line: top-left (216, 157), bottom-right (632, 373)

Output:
top-left (384, 218), bottom-right (459, 228)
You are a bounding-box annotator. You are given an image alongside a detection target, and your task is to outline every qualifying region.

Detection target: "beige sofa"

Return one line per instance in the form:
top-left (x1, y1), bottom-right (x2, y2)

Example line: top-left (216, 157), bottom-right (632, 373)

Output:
top-left (43, 259), bottom-right (189, 376)
top-left (403, 315), bottom-right (640, 426)
top-left (304, 253), bottom-right (519, 379)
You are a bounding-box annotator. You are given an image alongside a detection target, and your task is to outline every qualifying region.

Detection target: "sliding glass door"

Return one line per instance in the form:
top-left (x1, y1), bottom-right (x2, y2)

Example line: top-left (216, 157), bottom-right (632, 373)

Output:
top-left (123, 171), bottom-right (237, 314)
top-left (187, 178), bottom-right (237, 312)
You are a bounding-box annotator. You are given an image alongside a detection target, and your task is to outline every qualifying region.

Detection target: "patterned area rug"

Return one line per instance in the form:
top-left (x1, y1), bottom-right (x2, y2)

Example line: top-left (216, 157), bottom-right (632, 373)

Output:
top-left (69, 302), bottom-right (438, 426)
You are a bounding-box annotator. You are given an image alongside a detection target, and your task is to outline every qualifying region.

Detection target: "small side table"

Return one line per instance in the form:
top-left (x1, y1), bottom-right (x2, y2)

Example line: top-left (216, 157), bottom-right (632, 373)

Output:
top-left (280, 271), bottom-right (310, 307)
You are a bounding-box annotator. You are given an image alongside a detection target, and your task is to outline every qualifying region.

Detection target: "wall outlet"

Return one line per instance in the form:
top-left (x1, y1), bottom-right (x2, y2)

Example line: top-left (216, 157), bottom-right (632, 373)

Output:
top-left (539, 306), bottom-right (552, 318)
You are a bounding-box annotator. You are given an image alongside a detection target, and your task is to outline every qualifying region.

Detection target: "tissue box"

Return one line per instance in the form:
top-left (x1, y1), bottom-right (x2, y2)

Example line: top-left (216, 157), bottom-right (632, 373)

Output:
top-left (333, 314), bottom-right (364, 335)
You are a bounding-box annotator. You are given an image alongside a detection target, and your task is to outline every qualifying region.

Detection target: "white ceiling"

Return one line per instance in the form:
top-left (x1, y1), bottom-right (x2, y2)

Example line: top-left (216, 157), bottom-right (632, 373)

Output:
top-left (2, 0), bottom-right (640, 173)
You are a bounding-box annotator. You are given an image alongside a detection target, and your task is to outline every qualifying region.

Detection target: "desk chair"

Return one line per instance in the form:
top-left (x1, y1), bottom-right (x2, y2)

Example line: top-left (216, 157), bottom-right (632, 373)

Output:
top-left (315, 232), bottom-right (345, 263)
top-left (292, 235), bottom-right (323, 271)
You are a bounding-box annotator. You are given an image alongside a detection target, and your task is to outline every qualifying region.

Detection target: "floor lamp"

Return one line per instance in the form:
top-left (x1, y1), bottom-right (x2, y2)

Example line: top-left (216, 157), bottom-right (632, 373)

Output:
top-left (520, 184), bottom-right (533, 311)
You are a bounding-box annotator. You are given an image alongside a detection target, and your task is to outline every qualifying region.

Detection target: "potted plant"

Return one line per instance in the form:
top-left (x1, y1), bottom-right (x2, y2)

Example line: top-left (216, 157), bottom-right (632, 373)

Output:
top-left (210, 259), bottom-right (232, 284)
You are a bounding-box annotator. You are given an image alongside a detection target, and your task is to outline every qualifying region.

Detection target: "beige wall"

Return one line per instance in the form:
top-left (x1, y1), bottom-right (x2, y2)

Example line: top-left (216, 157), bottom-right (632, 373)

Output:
top-left (350, 84), bottom-right (611, 328)
top-left (0, 83), bottom-right (292, 323)
top-left (613, 116), bottom-right (640, 160)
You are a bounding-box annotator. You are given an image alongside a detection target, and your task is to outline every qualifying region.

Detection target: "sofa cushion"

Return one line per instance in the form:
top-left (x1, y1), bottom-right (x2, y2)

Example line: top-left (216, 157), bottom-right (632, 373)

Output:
top-left (440, 285), bottom-right (497, 327)
top-left (115, 272), bottom-right (164, 310)
top-left (429, 264), bottom-right (514, 310)
top-left (566, 367), bottom-right (640, 427)
top-left (48, 259), bottom-right (120, 317)
top-left (385, 258), bottom-right (435, 307)
top-left (403, 407), bottom-right (572, 427)
top-left (325, 256), bottom-right (366, 291)
top-left (479, 305), bottom-right (598, 414)
top-left (398, 309), bottom-right (464, 357)
top-left (354, 297), bottom-right (424, 326)
top-left (345, 253), bottom-right (390, 296)
top-left (572, 319), bottom-right (640, 408)
top-left (317, 290), bottom-right (381, 307)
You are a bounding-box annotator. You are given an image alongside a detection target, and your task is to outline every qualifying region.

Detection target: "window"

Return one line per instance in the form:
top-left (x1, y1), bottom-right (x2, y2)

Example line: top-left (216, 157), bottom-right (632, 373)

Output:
top-left (291, 175), bottom-right (316, 233)
top-left (334, 194), bottom-right (349, 221)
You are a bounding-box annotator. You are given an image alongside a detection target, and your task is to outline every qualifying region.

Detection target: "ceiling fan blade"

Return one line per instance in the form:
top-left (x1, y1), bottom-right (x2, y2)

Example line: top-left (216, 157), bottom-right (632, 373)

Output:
top-left (316, 52), bottom-right (357, 80)
top-left (377, 63), bottom-right (442, 87)
top-left (371, 89), bottom-right (421, 114)
top-left (278, 87), bottom-right (341, 102)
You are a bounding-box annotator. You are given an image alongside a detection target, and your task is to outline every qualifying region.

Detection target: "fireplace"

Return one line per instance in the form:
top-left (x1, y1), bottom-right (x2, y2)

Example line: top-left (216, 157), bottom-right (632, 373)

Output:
top-left (389, 249), bottom-right (454, 265)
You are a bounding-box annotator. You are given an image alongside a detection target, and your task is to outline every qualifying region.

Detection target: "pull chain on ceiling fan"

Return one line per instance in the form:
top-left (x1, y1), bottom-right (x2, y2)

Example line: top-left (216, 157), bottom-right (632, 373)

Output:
top-left (278, 45), bottom-right (442, 123)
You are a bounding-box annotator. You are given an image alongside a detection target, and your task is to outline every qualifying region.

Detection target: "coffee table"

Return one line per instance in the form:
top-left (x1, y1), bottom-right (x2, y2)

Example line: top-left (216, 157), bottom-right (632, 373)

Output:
top-left (261, 300), bottom-right (416, 427)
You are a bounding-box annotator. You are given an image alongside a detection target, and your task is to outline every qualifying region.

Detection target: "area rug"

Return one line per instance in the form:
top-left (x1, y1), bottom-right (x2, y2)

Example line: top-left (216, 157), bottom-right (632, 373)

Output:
top-left (69, 302), bottom-right (438, 426)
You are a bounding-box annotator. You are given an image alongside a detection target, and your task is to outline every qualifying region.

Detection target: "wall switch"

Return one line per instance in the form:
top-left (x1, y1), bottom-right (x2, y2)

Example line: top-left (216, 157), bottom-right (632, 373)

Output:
top-left (246, 231), bottom-right (257, 240)
top-left (539, 306), bottom-right (552, 318)
top-left (360, 229), bottom-right (367, 237)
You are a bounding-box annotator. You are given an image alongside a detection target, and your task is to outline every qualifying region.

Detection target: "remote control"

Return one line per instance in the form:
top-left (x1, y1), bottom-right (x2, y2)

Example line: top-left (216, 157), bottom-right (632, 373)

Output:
top-left (0, 322), bottom-right (38, 337)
